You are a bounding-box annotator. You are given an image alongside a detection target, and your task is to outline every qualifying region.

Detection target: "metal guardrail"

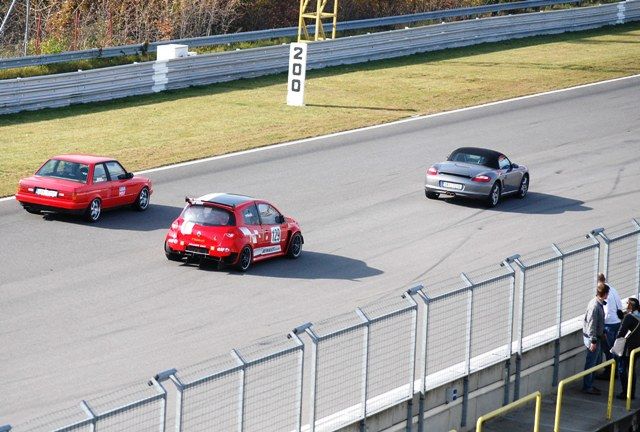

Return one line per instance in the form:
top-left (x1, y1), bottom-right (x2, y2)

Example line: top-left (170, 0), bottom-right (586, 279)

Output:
top-left (476, 391), bottom-right (542, 432)
top-left (0, 1), bottom-right (638, 115)
top-left (0, 0), bottom-right (580, 70)
top-left (554, 359), bottom-right (616, 431)
top-left (625, 346), bottom-right (640, 410)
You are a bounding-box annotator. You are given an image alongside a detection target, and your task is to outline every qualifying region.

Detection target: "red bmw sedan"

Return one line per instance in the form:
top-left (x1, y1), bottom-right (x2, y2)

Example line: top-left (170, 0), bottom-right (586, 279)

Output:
top-left (16, 155), bottom-right (153, 222)
top-left (164, 193), bottom-right (303, 271)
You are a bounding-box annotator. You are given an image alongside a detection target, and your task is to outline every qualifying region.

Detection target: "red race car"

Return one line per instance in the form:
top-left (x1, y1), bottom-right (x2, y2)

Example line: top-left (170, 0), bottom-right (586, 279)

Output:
top-left (16, 155), bottom-right (152, 222)
top-left (164, 193), bottom-right (303, 271)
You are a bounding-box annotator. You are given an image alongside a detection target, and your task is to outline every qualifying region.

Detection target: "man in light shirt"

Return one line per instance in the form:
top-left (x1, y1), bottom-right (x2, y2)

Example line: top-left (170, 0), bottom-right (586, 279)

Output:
top-left (600, 273), bottom-right (624, 364)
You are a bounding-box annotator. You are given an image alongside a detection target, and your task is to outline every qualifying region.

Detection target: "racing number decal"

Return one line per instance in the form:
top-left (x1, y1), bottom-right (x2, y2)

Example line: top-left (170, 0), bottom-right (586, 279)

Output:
top-left (119, 186), bottom-right (126, 197)
top-left (271, 227), bottom-right (281, 244)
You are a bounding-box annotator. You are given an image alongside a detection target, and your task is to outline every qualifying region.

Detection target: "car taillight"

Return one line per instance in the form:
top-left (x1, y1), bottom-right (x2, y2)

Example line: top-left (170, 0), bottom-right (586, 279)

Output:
top-left (472, 175), bottom-right (491, 183)
top-left (427, 167), bottom-right (438, 176)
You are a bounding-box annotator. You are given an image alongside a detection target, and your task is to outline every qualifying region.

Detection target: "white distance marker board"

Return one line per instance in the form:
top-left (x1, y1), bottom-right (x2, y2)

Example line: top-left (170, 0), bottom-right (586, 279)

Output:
top-left (286, 43), bottom-right (308, 106)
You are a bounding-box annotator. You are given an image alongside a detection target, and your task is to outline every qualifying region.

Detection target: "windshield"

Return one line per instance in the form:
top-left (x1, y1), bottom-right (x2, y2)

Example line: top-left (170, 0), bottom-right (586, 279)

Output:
top-left (36, 159), bottom-right (89, 183)
top-left (447, 150), bottom-right (497, 169)
top-left (182, 205), bottom-right (235, 227)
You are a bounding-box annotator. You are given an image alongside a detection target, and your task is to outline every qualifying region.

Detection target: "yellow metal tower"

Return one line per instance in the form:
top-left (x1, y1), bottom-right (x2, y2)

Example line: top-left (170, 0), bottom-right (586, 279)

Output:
top-left (297, 0), bottom-right (339, 42)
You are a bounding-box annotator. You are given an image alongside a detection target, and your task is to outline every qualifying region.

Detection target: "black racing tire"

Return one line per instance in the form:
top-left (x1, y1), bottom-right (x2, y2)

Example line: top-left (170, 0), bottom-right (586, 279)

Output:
top-left (425, 191), bottom-right (439, 200)
top-left (164, 240), bottom-right (183, 262)
top-left (236, 246), bottom-right (253, 272)
top-left (24, 207), bottom-right (41, 215)
top-left (517, 175), bottom-right (529, 199)
top-left (287, 232), bottom-right (303, 259)
top-left (487, 182), bottom-right (501, 208)
top-left (84, 198), bottom-right (101, 222)
top-left (133, 187), bottom-right (150, 211)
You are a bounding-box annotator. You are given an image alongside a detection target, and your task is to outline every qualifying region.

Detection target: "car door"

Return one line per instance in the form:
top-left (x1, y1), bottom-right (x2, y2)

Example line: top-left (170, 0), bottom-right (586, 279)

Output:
top-left (104, 161), bottom-right (135, 207)
top-left (257, 202), bottom-right (287, 257)
top-left (89, 163), bottom-right (112, 206)
top-left (499, 155), bottom-right (520, 194)
top-left (239, 203), bottom-right (263, 254)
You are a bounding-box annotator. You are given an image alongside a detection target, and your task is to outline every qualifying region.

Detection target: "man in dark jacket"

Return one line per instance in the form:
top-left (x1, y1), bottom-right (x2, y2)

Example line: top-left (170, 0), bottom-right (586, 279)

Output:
top-left (617, 297), bottom-right (640, 399)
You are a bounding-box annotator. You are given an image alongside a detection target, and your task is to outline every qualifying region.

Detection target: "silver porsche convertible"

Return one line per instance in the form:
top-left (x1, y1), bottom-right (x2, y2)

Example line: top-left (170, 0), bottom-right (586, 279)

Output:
top-left (425, 147), bottom-right (529, 207)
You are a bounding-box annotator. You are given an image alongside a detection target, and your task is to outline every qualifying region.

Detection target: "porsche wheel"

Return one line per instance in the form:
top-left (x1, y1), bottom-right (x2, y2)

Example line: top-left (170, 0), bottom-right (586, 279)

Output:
top-left (85, 198), bottom-right (101, 222)
top-left (487, 183), bottom-right (501, 208)
top-left (425, 191), bottom-right (439, 200)
top-left (517, 175), bottom-right (529, 199)
top-left (164, 240), bottom-right (183, 262)
top-left (287, 232), bottom-right (303, 259)
top-left (134, 187), bottom-right (150, 211)
top-left (236, 246), bottom-right (252, 272)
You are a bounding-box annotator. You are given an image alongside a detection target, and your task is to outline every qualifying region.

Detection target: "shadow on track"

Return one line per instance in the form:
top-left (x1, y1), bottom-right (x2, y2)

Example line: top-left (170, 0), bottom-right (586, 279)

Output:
top-left (40, 203), bottom-right (183, 231)
top-left (442, 191), bottom-right (592, 214)
top-left (193, 251), bottom-right (383, 281)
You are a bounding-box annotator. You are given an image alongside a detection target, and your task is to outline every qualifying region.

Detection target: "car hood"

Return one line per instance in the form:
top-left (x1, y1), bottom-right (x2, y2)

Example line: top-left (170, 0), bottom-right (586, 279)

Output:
top-left (436, 162), bottom-right (492, 178)
top-left (20, 175), bottom-right (85, 191)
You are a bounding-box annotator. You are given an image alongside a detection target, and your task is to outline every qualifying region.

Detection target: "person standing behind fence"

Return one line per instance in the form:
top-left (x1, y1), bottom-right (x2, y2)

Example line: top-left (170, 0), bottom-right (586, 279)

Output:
top-left (600, 273), bottom-right (624, 363)
top-left (582, 282), bottom-right (609, 395)
top-left (616, 298), bottom-right (640, 400)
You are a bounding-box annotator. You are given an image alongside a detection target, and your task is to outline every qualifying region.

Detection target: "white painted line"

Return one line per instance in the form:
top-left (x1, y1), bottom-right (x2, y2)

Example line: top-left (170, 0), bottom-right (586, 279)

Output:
top-left (2, 73), bottom-right (638, 203)
top-left (136, 73), bottom-right (640, 175)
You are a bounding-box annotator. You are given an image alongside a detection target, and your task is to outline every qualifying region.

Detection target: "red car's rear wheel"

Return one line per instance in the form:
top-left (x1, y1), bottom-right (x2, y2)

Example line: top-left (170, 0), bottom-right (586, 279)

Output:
top-left (236, 246), bottom-right (252, 272)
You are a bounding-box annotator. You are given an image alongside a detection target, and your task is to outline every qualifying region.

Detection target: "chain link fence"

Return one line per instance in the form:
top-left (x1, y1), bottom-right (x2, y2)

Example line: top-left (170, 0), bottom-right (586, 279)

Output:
top-left (6, 218), bottom-right (640, 432)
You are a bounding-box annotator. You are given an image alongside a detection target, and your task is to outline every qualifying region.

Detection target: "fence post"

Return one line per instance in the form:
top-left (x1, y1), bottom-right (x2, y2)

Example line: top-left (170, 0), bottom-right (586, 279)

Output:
top-left (460, 272), bottom-right (474, 428)
top-left (305, 326), bottom-right (321, 432)
top-left (355, 307), bottom-right (371, 431)
top-left (406, 285), bottom-right (428, 432)
top-left (168, 374), bottom-right (185, 432)
top-left (80, 400), bottom-right (97, 432)
top-left (634, 219), bottom-right (640, 299)
top-left (148, 376), bottom-right (168, 432)
top-left (591, 228), bottom-right (608, 276)
top-left (231, 349), bottom-right (247, 432)
top-left (513, 256), bottom-right (528, 397)
top-left (502, 255), bottom-right (520, 404)
top-left (290, 323), bottom-right (312, 432)
top-left (551, 243), bottom-right (564, 386)
top-left (401, 289), bottom-right (421, 432)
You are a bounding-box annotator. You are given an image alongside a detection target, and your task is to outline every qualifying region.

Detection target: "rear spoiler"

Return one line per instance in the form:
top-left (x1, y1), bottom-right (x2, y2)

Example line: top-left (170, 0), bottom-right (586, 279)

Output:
top-left (185, 196), bottom-right (235, 208)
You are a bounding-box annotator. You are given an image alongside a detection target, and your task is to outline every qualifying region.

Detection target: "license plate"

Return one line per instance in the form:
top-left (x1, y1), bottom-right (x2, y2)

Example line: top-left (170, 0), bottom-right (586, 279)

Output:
top-left (442, 181), bottom-right (463, 190)
top-left (35, 188), bottom-right (58, 197)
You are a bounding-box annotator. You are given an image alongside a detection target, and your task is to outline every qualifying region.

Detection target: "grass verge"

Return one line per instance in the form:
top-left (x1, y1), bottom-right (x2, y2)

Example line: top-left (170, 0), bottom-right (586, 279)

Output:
top-left (0, 22), bottom-right (639, 198)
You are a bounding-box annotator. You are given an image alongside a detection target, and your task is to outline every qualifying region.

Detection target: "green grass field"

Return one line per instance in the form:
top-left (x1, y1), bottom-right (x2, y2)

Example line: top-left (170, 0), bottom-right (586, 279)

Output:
top-left (1, 23), bottom-right (639, 198)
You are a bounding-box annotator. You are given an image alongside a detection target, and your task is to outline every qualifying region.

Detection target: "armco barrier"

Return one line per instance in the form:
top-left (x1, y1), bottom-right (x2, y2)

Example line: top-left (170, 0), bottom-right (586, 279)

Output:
top-left (0, 0), bottom-right (580, 70)
top-left (0, 1), bottom-right (639, 114)
top-left (7, 218), bottom-right (640, 431)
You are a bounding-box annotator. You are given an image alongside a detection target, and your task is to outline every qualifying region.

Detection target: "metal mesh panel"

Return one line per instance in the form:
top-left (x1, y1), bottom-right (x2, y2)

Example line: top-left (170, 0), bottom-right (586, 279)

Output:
top-left (606, 223), bottom-right (640, 299)
top-left (311, 312), bottom-right (366, 432)
top-left (237, 335), bottom-right (302, 432)
top-left (87, 381), bottom-right (164, 432)
top-left (557, 239), bottom-right (599, 336)
top-left (14, 405), bottom-right (91, 432)
top-left (176, 353), bottom-right (241, 432)
top-left (360, 296), bottom-right (416, 415)
top-left (93, 399), bottom-right (163, 431)
top-left (469, 273), bottom-right (513, 371)
top-left (423, 287), bottom-right (469, 390)
top-left (519, 256), bottom-right (562, 352)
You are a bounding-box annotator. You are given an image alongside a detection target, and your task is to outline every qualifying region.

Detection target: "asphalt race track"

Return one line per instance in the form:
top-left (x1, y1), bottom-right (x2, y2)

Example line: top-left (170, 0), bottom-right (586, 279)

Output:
top-left (1, 75), bottom-right (639, 425)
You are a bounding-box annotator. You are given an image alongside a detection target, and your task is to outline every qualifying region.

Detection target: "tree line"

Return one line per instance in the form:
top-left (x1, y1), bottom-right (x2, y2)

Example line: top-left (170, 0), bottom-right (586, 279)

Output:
top-left (0, 0), bottom-right (475, 56)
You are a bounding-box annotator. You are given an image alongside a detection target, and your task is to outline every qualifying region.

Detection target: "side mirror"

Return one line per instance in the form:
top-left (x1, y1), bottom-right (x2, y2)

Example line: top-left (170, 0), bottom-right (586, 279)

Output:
top-left (119, 172), bottom-right (134, 180)
top-left (276, 215), bottom-right (285, 224)
top-left (511, 163), bottom-right (518, 169)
